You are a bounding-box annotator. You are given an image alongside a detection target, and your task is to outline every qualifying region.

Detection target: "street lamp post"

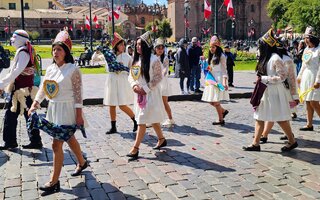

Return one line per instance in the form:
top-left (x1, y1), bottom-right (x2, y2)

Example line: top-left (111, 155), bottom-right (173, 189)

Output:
top-left (247, 19), bottom-right (254, 47)
top-left (231, 18), bottom-right (235, 40)
top-left (89, 0), bottom-right (93, 52)
top-left (21, 0), bottom-right (25, 29)
top-left (4, 18), bottom-right (7, 44)
top-left (184, 0), bottom-right (190, 41)
top-left (83, 14), bottom-right (86, 47)
top-left (8, 16), bottom-right (11, 36)
top-left (152, 5), bottom-right (156, 41)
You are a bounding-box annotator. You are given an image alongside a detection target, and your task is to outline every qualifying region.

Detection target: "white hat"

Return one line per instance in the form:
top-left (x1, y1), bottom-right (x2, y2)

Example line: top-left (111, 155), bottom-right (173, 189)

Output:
top-left (191, 37), bottom-right (197, 43)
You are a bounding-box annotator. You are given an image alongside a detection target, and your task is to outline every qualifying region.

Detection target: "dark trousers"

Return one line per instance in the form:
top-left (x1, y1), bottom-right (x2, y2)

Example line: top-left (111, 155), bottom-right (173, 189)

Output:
top-left (180, 75), bottom-right (190, 91)
top-left (227, 65), bottom-right (234, 85)
top-left (189, 65), bottom-right (201, 91)
top-left (3, 95), bottom-right (41, 145)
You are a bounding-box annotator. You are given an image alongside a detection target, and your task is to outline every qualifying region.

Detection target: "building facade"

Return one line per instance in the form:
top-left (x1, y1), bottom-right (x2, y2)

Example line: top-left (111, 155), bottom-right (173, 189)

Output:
top-left (0, 0), bottom-right (53, 10)
top-left (168, 0), bottom-right (273, 42)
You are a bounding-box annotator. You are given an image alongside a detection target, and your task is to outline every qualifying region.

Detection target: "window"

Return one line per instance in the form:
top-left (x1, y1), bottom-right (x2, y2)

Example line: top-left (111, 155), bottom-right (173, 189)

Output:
top-left (24, 3), bottom-right (29, 10)
top-left (141, 17), bottom-right (145, 25)
top-left (9, 3), bottom-right (16, 10)
top-left (251, 4), bottom-right (255, 12)
top-left (48, 1), bottom-right (53, 9)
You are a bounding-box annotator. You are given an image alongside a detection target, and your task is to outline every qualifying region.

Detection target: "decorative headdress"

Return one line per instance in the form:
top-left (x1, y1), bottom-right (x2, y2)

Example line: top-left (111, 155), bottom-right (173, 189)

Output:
top-left (112, 32), bottom-right (124, 49)
top-left (140, 31), bottom-right (153, 48)
top-left (210, 35), bottom-right (221, 47)
top-left (13, 30), bottom-right (29, 40)
top-left (304, 26), bottom-right (318, 38)
top-left (154, 38), bottom-right (165, 48)
top-left (261, 28), bottom-right (279, 47)
top-left (12, 30), bottom-right (35, 64)
top-left (53, 31), bottom-right (72, 50)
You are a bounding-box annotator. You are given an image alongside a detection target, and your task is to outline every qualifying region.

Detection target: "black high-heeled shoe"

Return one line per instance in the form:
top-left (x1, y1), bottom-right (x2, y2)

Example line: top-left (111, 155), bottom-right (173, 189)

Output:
top-left (71, 160), bottom-right (88, 176)
top-left (39, 181), bottom-right (60, 192)
top-left (260, 137), bottom-right (268, 143)
top-left (126, 146), bottom-right (139, 160)
top-left (153, 138), bottom-right (167, 150)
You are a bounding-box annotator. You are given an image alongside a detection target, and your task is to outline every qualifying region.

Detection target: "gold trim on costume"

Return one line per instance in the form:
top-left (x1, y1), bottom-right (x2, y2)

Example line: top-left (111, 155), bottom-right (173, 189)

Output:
top-left (131, 65), bottom-right (141, 81)
top-left (43, 80), bottom-right (59, 99)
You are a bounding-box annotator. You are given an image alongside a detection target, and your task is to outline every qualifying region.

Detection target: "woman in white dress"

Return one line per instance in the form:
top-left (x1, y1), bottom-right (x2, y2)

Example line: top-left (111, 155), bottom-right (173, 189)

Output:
top-left (28, 31), bottom-right (87, 195)
top-left (297, 26), bottom-right (320, 131)
top-left (104, 32), bottom-right (137, 134)
top-left (243, 29), bottom-right (297, 152)
top-left (201, 35), bottom-right (229, 125)
top-left (154, 38), bottom-right (174, 127)
top-left (127, 31), bottom-right (166, 160)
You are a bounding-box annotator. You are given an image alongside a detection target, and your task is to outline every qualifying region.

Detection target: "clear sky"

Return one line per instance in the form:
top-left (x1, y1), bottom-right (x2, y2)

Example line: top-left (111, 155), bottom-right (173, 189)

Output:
top-left (143, 0), bottom-right (167, 5)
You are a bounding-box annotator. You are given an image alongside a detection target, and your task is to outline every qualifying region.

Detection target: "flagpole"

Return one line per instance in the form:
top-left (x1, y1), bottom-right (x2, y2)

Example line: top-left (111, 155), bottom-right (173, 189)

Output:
top-left (111, 0), bottom-right (115, 38)
top-left (214, 0), bottom-right (218, 34)
top-left (89, 0), bottom-right (93, 52)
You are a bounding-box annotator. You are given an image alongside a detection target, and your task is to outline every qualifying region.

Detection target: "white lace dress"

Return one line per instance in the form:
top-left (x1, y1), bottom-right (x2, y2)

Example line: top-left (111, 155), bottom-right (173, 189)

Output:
top-left (201, 54), bottom-right (230, 102)
top-left (254, 53), bottom-right (291, 121)
top-left (103, 52), bottom-right (134, 106)
top-left (34, 63), bottom-right (84, 126)
top-left (159, 56), bottom-right (173, 96)
top-left (297, 46), bottom-right (320, 101)
top-left (128, 54), bottom-right (166, 124)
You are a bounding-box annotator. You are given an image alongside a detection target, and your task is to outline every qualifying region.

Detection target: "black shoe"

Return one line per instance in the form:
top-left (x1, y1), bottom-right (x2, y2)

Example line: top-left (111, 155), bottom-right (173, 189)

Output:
top-left (22, 143), bottom-right (43, 149)
top-left (222, 110), bottom-right (229, 118)
top-left (71, 161), bottom-right (88, 176)
top-left (133, 120), bottom-right (138, 132)
top-left (39, 181), bottom-right (60, 192)
top-left (0, 143), bottom-right (18, 150)
top-left (281, 141), bottom-right (298, 152)
top-left (153, 138), bottom-right (167, 150)
top-left (212, 120), bottom-right (225, 126)
top-left (106, 127), bottom-right (117, 134)
top-left (299, 126), bottom-right (314, 131)
top-left (126, 147), bottom-right (139, 160)
top-left (229, 84), bottom-right (235, 87)
top-left (242, 144), bottom-right (261, 151)
top-left (291, 113), bottom-right (297, 119)
top-left (279, 135), bottom-right (288, 140)
top-left (260, 137), bottom-right (268, 143)
top-left (195, 89), bottom-right (203, 93)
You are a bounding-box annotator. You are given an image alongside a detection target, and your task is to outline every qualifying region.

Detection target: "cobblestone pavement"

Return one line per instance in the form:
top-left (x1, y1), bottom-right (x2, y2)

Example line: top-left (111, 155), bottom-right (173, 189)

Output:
top-left (0, 99), bottom-right (320, 199)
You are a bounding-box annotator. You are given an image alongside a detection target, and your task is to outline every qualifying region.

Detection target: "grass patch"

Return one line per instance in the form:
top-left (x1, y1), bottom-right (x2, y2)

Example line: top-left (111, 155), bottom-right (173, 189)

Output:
top-left (234, 60), bottom-right (256, 71)
top-left (79, 67), bottom-right (106, 74)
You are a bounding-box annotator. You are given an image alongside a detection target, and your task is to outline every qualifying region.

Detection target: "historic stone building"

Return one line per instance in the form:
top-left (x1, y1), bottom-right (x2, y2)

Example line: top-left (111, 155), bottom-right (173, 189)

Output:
top-left (168, 0), bottom-right (273, 41)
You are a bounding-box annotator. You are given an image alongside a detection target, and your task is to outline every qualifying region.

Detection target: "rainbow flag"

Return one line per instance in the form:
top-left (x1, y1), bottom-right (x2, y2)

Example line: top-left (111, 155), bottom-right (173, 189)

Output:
top-left (205, 71), bottom-right (225, 91)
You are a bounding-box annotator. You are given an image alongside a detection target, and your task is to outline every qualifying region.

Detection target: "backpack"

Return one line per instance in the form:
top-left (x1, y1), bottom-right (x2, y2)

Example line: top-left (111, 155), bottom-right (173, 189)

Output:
top-left (0, 48), bottom-right (10, 69)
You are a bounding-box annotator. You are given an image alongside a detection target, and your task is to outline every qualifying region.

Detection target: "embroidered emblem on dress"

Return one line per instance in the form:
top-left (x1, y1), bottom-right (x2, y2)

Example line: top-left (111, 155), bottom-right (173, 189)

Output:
top-left (131, 65), bottom-right (141, 80)
top-left (302, 51), bottom-right (312, 63)
top-left (44, 80), bottom-right (59, 99)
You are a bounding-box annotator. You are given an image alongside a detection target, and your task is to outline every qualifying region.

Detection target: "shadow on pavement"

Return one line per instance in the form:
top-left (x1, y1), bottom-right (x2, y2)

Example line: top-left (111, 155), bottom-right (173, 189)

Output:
top-left (151, 149), bottom-right (236, 172)
top-left (171, 124), bottom-right (223, 137)
top-left (222, 122), bottom-right (255, 134)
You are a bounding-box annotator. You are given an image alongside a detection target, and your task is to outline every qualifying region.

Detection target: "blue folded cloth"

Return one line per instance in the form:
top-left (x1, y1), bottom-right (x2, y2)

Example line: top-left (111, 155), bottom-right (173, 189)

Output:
top-left (102, 48), bottom-right (129, 72)
top-left (27, 112), bottom-right (87, 142)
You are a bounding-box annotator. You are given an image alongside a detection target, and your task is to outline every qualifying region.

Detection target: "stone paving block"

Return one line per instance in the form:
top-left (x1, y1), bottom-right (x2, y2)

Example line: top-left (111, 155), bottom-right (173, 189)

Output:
top-left (22, 181), bottom-right (37, 191)
top-left (277, 185), bottom-right (301, 197)
top-left (107, 191), bottom-right (127, 200)
top-left (68, 177), bottom-right (86, 188)
top-left (273, 192), bottom-right (295, 199)
top-left (158, 176), bottom-right (177, 187)
top-left (187, 188), bottom-right (210, 199)
top-left (195, 181), bottom-right (216, 193)
top-left (157, 165), bottom-right (176, 174)
top-left (298, 186), bottom-right (320, 198)
top-left (282, 178), bottom-right (304, 189)
top-left (139, 189), bottom-right (158, 200)
top-left (241, 174), bottom-right (265, 184)
top-left (206, 191), bottom-right (226, 200)
top-left (90, 188), bottom-right (110, 200)
top-left (167, 184), bottom-right (189, 198)
top-left (218, 177), bottom-right (241, 187)
top-left (295, 194), bottom-right (319, 200)
top-left (124, 171), bottom-right (140, 181)
top-left (259, 176), bottom-right (286, 186)
top-left (251, 189), bottom-right (274, 200)
top-left (303, 181), bottom-right (320, 192)
top-left (5, 186), bottom-right (21, 198)
top-left (119, 186), bottom-right (140, 197)
top-left (157, 192), bottom-right (176, 200)
top-left (102, 182), bottom-right (119, 193)
top-left (96, 174), bottom-right (111, 183)
top-left (148, 183), bottom-right (167, 194)
top-left (4, 178), bottom-right (21, 188)
top-left (231, 186), bottom-right (254, 198)
top-left (258, 182), bottom-right (281, 194)
top-left (86, 179), bottom-right (102, 190)
top-left (167, 172), bottom-right (186, 181)
top-left (178, 180), bottom-right (197, 190)
top-left (72, 186), bottom-right (91, 198)
top-left (0, 193), bottom-right (3, 199)
top-left (21, 189), bottom-right (39, 200)
top-left (130, 179), bottom-right (148, 191)
top-left (213, 184), bottom-right (235, 196)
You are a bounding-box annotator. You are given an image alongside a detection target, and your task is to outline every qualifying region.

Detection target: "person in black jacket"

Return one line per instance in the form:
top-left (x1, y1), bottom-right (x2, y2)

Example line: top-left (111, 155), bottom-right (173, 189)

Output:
top-left (224, 45), bottom-right (236, 87)
top-left (175, 38), bottom-right (190, 94)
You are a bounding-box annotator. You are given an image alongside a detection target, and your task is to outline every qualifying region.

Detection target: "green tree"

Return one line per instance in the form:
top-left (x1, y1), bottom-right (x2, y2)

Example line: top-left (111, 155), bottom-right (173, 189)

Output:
top-left (145, 18), bottom-right (172, 39)
top-left (267, 0), bottom-right (291, 30)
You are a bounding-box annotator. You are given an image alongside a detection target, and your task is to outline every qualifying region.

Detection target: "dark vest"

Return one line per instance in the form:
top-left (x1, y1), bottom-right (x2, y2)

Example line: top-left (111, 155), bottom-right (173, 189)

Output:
top-left (14, 49), bottom-right (34, 90)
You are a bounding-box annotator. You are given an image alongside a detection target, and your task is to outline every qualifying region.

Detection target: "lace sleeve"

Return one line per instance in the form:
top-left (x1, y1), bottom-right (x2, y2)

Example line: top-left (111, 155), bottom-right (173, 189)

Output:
top-left (71, 68), bottom-right (83, 108)
top-left (143, 58), bottom-right (162, 93)
top-left (163, 57), bottom-right (169, 76)
top-left (269, 59), bottom-right (287, 83)
top-left (286, 60), bottom-right (298, 98)
top-left (220, 55), bottom-right (228, 78)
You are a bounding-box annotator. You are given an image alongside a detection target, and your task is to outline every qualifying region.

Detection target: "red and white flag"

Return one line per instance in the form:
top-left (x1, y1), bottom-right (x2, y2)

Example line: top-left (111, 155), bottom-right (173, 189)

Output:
top-left (184, 17), bottom-right (190, 28)
top-left (113, 6), bottom-right (121, 20)
top-left (69, 26), bottom-right (73, 31)
top-left (204, 0), bottom-right (211, 19)
top-left (4, 26), bottom-right (9, 33)
top-left (95, 23), bottom-right (100, 29)
top-left (85, 15), bottom-right (91, 29)
top-left (224, 0), bottom-right (234, 17)
top-left (202, 27), bottom-right (211, 35)
top-left (93, 15), bottom-right (98, 23)
top-left (81, 26), bottom-right (84, 32)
